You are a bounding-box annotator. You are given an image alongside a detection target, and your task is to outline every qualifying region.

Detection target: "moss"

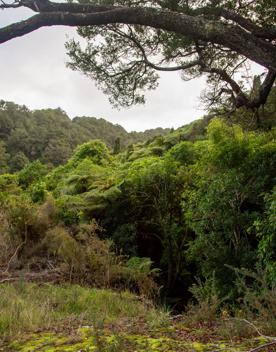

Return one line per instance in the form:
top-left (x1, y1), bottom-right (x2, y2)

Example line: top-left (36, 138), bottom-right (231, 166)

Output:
top-left (5, 333), bottom-right (242, 352)
top-left (4, 322), bottom-right (268, 352)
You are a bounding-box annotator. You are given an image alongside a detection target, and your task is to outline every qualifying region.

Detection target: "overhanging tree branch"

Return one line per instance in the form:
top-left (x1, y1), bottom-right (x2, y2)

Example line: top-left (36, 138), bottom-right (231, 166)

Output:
top-left (111, 27), bottom-right (200, 72)
top-left (201, 66), bottom-right (250, 108)
top-left (1, 0), bottom-right (275, 112)
top-left (193, 7), bottom-right (276, 40)
top-left (0, 2), bottom-right (276, 72)
top-left (200, 65), bottom-right (276, 109)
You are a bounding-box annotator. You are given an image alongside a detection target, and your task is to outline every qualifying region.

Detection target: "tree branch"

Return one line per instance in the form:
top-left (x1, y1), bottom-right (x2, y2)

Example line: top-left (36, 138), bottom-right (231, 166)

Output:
top-left (194, 7), bottom-right (276, 40)
top-left (11, 0), bottom-right (276, 41)
top-left (20, 0), bottom-right (116, 13)
top-left (252, 70), bottom-right (276, 107)
top-left (111, 27), bottom-right (200, 72)
top-left (0, 3), bottom-right (275, 72)
top-left (198, 46), bottom-right (276, 109)
top-left (203, 67), bottom-right (250, 108)
top-left (249, 340), bottom-right (276, 352)
top-left (219, 9), bottom-right (276, 40)
top-left (0, 0), bottom-right (22, 9)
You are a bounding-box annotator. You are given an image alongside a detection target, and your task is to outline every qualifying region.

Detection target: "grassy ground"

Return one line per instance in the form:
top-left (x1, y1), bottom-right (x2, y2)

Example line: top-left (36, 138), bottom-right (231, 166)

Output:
top-left (0, 282), bottom-right (169, 337)
top-left (0, 283), bottom-right (274, 351)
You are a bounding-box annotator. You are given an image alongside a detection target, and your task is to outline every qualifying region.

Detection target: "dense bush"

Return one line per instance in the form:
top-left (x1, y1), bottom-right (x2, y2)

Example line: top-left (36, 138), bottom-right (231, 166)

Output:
top-left (0, 114), bottom-right (275, 314)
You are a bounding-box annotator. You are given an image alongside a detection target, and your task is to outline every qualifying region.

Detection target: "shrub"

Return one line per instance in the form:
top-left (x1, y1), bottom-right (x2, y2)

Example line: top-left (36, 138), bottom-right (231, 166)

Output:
top-left (70, 140), bottom-right (112, 166)
top-left (18, 160), bottom-right (49, 188)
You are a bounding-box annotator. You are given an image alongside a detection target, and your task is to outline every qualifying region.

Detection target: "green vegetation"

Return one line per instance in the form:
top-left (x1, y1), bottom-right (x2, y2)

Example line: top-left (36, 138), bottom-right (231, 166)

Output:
top-left (0, 283), bottom-right (168, 338)
top-left (0, 283), bottom-right (272, 352)
top-left (0, 100), bottom-right (169, 172)
top-left (1, 0), bottom-right (276, 348)
top-left (0, 97), bottom-right (275, 350)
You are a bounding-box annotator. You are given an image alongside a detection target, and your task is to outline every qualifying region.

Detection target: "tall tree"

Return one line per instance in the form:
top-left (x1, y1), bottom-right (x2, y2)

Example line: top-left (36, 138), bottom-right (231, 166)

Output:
top-left (0, 0), bottom-right (275, 112)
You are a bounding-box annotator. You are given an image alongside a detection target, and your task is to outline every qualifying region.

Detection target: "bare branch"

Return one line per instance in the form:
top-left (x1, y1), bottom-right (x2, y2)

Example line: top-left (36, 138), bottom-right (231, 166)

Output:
top-left (249, 340), bottom-right (276, 352)
top-left (197, 43), bottom-right (275, 110)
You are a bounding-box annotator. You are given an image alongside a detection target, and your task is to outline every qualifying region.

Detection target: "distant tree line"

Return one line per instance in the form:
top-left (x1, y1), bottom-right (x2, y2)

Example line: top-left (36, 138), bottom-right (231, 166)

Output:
top-left (0, 100), bottom-right (169, 173)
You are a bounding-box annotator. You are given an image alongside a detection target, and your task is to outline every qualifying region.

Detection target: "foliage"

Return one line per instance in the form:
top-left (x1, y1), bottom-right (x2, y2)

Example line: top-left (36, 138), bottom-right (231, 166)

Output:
top-left (0, 173), bottom-right (20, 194)
top-left (70, 139), bottom-right (112, 166)
top-left (18, 160), bottom-right (49, 189)
top-left (63, 1), bottom-right (276, 112)
top-left (185, 119), bottom-right (276, 300)
top-left (0, 101), bottom-right (169, 171)
top-left (0, 190), bottom-right (157, 294)
top-left (253, 188), bottom-right (276, 281)
top-left (228, 266), bottom-right (276, 336)
top-left (0, 111), bottom-right (275, 314)
top-left (0, 140), bottom-right (9, 174)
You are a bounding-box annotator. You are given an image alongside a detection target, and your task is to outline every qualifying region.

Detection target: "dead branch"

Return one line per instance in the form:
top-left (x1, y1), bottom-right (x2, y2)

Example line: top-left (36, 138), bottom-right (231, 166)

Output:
top-left (225, 318), bottom-right (276, 341)
top-left (1, 241), bottom-right (25, 274)
top-left (224, 318), bottom-right (276, 352)
top-left (249, 340), bottom-right (276, 352)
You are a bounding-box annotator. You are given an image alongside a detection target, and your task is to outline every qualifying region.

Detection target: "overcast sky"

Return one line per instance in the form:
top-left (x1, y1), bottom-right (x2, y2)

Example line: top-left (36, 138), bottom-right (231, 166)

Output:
top-left (0, 7), bottom-right (206, 132)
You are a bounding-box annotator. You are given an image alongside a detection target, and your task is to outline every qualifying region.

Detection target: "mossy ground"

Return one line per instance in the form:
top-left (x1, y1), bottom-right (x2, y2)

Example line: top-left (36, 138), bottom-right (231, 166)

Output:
top-left (1, 322), bottom-right (271, 351)
top-left (0, 283), bottom-right (273, 352)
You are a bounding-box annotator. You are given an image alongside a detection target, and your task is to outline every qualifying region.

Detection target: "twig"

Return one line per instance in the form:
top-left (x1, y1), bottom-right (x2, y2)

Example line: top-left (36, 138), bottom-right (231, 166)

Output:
top-left (2, 242), bottom-right (25, 274)
top-left (0, 277), bottom-right (15, 283)
top-left (249, 340), bottom-right (276, 352)
top-left (225, 318), bottom-right (276, 340)
top-left (225, 318), bottom-right (276, 352)
top-left (169, 314), bottom-right (184, 320)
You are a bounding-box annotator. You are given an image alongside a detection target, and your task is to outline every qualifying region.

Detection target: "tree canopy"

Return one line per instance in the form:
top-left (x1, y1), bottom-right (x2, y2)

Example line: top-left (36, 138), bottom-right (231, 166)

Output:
top-left (1, 0), bottom-right (275, 112)
top-left (0, 101), bottom-right (169, 173)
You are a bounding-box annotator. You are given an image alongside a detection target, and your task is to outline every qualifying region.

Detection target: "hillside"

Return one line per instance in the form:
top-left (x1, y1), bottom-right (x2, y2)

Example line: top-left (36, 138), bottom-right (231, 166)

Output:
top-left (1, 115), bottom-right (275, 297)
top-left (0, 95), bottom-right (276, 351)
top-left (0, 100), bottom-right (170, 172)
top-left (0, 112), bottom-right (275, 350)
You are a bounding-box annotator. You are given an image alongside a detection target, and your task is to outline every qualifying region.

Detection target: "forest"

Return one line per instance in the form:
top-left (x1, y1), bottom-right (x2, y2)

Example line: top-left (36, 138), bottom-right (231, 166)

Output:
top-left (0, 101), bottom-right (169, 172)
top-left (0, 0), bottom-right (276, 350)
top-left (0, 93), bottom-right (275, 351)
